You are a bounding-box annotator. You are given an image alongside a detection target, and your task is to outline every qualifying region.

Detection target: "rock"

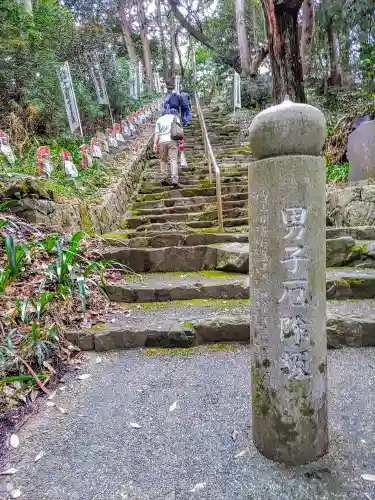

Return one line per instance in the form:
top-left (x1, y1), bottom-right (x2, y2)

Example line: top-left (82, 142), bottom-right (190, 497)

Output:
top-left (94, 325), bottom-right (147, 351)
top-left (347, 120), bottom-right (375, 181)
top-left (65, 331), bottom-right (94, 350)
top-left (327, 316), bottom-right (375, 347)
top-left (326, 182), bottom-right (375, 227)
top-left (194, 316), bottom-right (249, 343)
top-left (326, 237), bottom-right (355, 266)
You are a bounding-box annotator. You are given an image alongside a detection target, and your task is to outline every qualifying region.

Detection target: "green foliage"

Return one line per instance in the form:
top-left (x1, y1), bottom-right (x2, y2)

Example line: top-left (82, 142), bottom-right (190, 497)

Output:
top-left (0, 0), bottom-right (159, 143)
top-left (326, 161), bottom-right (349, 182)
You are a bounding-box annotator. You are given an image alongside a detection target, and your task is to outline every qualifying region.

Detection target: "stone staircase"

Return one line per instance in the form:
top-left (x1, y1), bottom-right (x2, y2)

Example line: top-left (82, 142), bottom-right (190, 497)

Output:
top-left (71, 106), bottom-right (375, 351)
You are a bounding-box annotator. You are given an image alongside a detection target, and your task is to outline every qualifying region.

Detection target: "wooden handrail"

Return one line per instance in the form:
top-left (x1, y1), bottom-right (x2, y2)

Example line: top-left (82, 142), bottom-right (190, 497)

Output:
top-left (194, 96), bottom-right (224, 233)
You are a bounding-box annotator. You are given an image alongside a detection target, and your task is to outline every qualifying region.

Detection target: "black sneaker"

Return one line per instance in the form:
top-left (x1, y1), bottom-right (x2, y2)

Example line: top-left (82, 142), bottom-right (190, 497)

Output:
top-left (161, 179), bottom-right (170, 186)
top-left (172, 182), bottom-right (181, 189)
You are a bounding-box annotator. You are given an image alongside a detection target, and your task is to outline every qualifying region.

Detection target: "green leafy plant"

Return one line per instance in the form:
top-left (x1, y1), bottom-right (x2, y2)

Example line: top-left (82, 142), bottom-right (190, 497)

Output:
top-left (41, 233), bottom-right (60, 254)
top-left (16, 298), bottom-right (30, 325)
top-left (20, 323), bottom-right (59, 369)
top-left (34, 292), bottom-right (55, 322)
top-left (5, 235), bottom-right (29, 277)
top-left (0, 268), bottom-right (11, 293)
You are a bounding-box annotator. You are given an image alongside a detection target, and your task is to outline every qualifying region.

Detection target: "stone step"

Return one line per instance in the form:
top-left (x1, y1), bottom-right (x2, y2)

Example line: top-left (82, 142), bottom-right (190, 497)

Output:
top-left (105, 268), bottom-right (375, 303)
top-left (133, 216), bottom-right (248, 232)
top-left (100, 232), bottom-right (248, 248)
top-left (145, 165), bottom-right (249, 176)
top-left (124, 208), bottom-right (247, 229)
top-left (132, 193), bottom-right (248, 209)
top-left (69, 298), bottom-right (375, 351)
top-left (134, 199), bottom-right (247, 216)
top-left (103, 239), bottom-right (375, 273)
top-left (105, 271), bottom-right (248, 302)
top-left (140, 175), bottom-right (246, 190)
top-left (135, 183), bottom-right (247, 201)
top-left (103, 242), bottom-right (248, 273)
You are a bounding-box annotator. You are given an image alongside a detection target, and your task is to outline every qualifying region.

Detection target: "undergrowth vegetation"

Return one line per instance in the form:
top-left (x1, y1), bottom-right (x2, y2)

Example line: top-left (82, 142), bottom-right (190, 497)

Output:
top-left (0, 213), bottom-right (133, 412)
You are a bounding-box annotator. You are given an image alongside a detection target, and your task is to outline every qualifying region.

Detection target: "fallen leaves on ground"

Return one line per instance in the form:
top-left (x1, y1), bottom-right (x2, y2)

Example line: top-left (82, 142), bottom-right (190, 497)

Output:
top-left (169, 401), bottom-right (178, 412)
top-left (189, 482), bottom-right (206, 493)
top-left (231, 430), bottom-right (239, 441)
top-left (361, 474), bottom-right (375, 482)
top-left (0, 468), bottom-right (18, 475)
top-left (10, 435), bottom-right (19, 449)
top-left (34, 451), bottom-right (44, 462)
top-left (234, 449), bottom-right (248, 458)
top-left (129, 422), bottom-right (141, 428)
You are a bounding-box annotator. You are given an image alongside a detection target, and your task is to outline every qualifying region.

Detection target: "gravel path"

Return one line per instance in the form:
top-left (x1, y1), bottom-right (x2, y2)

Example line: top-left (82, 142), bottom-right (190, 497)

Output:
top-left (1, 347), bottom-right (375, 499)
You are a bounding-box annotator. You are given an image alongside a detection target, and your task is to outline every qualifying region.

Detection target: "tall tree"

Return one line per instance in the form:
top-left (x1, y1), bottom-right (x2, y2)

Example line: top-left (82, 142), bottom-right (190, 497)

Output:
top-left (119, 0), bottom-right (137, 63)
top-left (300, 0), bottom-right (314, 81)
top-left (236, 0), bottom-right (252, 76)
top-left (156, 0), bottom-right (169, 79)
top-left (261, 0), bottom-right (305, 102)
top-left (326, 15), bottom-right (341, 87)
top-left (137, 0), bottom-right (154, 89)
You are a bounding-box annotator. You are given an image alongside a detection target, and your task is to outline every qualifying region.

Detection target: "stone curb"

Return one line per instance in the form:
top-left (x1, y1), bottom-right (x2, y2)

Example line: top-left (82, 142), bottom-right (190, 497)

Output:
top-left (66, 313), bottom-right (375, 351)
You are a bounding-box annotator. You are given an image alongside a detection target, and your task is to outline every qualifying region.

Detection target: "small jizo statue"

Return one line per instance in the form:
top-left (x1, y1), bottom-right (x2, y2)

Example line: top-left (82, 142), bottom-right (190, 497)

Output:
top-left (91, 138), bottom-right (102, 159)
top-left (113, 123), bottom-right (125, 143)
top-left (61, 149), bottom-right (78, 178)
top-left (128, 116), bottom-right (137, 136)
top-left (121, 119), bottom-right (131, 139)
top-left (80, 144), bottom-right (93, 169)
top-left (106, 128), bottom-right (118, 149)
top-left (37, 146), bottom-right (53, 178)
top-left (96, 132), bottom-right (110, 153)
top-left (0, 130), bottom-right (16, 165)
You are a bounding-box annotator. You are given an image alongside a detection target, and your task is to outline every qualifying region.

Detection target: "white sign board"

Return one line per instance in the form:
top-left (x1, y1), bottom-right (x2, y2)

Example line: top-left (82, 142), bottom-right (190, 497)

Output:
top-left (129, 60), bottom-right (138, 99)
top-left (138, 61), bottom-right (144, 95)
top-left (57, 62), bottom-right (82, 135)
top-left (153, 71), bottom-right (161, 93)
top-left (234, 71), bottom-right (241, 111)
top-left (89, 54), bottom-right (109, 105)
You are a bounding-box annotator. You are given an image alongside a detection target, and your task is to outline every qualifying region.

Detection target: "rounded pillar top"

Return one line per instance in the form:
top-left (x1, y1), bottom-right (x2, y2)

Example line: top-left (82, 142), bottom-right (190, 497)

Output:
top-left (248, 97), bottom-right (327, 160)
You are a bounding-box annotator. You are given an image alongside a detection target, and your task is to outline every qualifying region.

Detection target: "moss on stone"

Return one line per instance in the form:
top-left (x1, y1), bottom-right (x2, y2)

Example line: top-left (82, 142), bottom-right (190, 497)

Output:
top-left (101, 231), bottom-right (129, 239)
top-left (79, 202), bottom-right (94, 236)
top-left (136, 191), bottom-right (170, 202)
top-left (207, 344), bottom-right (237, 352)
top-left (183, 321), bottom-right (195, 329)
top-left (252, 363), bottom-right (271, 417)
top-left (127, 297), bottom-right (249, 311)
top-left (131, 209), bottom-right (141, 216)
top-left (144, 347), bottom-right (196, 356)
top-left (347, 244), bottom-right (369, 261)
top-left (199, 179), bottom-right (211, 188)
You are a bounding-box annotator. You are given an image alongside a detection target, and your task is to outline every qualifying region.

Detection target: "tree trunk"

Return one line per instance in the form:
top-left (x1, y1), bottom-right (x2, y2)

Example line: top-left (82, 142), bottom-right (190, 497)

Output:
top-left (170, 14), bottom-right (176, 76)
top-left (261, 0), bottom-right (305, 103)
top-left (119, 0), bottom-right (137, 62)
top-left (137, 0), bottom-right (154, 89)
top-left (327, 17), bottom-right (342, 87)
top-left (300, 0), bottom-right (314, 81)
top-left (156, 0), bottom-right (168, 80)
top-left (175, 30), bottom-right (184, 77)
top-left (236, 0), bottom-right (252, 75)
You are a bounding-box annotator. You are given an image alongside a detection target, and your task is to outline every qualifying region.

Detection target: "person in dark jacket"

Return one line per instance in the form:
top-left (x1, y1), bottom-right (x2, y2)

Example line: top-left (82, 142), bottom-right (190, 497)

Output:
top-left (164, 90), bottom-right (181, 114)
top-left (180, 88), bottom-right (191, 126)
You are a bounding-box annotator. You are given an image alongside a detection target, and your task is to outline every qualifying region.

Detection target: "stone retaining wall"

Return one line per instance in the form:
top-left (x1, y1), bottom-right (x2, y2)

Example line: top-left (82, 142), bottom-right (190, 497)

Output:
top-left (5, 134), bottom-right (154, 235)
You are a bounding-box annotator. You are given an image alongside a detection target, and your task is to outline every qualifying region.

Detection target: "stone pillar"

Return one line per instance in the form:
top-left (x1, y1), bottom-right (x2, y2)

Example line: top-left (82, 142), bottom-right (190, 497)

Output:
top-left (248, 98), bottom-right (328, 465)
